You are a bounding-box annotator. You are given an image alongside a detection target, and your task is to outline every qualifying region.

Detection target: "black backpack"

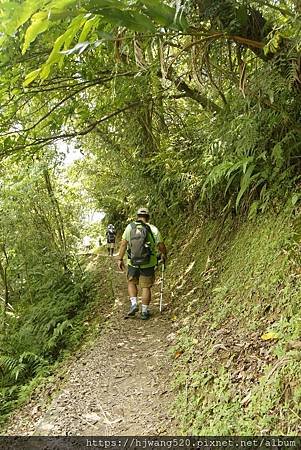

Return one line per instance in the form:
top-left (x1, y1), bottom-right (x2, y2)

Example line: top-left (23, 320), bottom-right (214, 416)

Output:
top-left (106, 230), bottom-right (115, 243)
top-left (128, 221), bottom-right (155, 266)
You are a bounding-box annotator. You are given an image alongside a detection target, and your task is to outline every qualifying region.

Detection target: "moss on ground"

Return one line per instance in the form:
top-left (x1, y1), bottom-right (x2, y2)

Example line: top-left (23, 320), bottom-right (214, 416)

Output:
top-left (168, 208), bottom-right (301, 434)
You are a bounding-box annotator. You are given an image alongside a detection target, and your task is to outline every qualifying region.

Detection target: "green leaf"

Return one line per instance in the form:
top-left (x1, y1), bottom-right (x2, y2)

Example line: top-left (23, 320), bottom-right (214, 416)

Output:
top-left (46, 33), bottom-right (66, 64)
top-left (23, 68), bottom-right (41, 87)
top-left (242, 157), bottom-right (253, 173)
top-left (128, 10), bottom-right (156, 32)
top-left (272, 143), bottom-right (284, 168)
top-left (78, 15), bottom-right (100, 42)
top-left (236, 163), bottom-right (256, 209)
top-left (224, 172), bottom-right (237, 196)
top-left (0, 0), bottom-right (46, 35)
top-left (141, 0), bottom-right (188, 30)
top-left (292, 194), bottom-right (300, 206)
top-left (63, 14), bottom-right (87, 49)
top-left (37, 13), bottom-right (87, 81)
top-left (97, 31), bottom-right (115, 41)
top-left (47, 0), bottom-right (78, 10)
top-left (22, 11), bottom-right (49, 55)
top-left (94, 7), bottom-right (153, 32)
top-left (85, 0), bottom-right (123, 10)
top-left (40, 64), bottom-right (51, 79)
top-left (142, 0), bottom-right (175, 24)
top-left (248, 200), bottom-right (260, 220)
top-left (226, 157), bottom-right (254, 178)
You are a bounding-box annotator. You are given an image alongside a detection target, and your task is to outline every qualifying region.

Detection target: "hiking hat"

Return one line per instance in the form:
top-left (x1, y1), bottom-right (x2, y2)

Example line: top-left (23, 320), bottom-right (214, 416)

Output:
top-left (137, 207), bottom-right (149, 216)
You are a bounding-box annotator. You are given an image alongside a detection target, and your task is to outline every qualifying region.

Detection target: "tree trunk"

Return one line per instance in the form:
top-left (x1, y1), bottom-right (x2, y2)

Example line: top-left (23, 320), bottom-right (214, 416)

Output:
top-left (43, 169), bottom-right (69, 271)
top-left (0, 244), bottom-right (9, 332)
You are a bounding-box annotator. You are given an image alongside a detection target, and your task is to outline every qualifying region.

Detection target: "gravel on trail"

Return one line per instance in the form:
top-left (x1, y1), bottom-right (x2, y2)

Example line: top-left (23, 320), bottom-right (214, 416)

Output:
top-left (4, 258), bottom-right (177, 436)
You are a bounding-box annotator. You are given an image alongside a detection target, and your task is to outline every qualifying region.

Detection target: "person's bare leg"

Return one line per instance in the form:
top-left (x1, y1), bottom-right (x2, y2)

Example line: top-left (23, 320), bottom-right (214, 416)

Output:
top-left (141, 287), bottom-right (151, 319)
top-left (142, 287), bottom-right (151, 305)
top-left (127, 281), bottom-right (138, 316)
top-left (128, 281), bottom-right (138, 298)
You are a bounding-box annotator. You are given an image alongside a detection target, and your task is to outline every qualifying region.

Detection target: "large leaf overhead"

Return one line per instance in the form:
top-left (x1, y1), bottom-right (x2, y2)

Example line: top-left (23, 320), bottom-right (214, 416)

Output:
top-left (0, 0), bottom-right (188, 84)
top-left (22, 11), bottom-right (50, 55)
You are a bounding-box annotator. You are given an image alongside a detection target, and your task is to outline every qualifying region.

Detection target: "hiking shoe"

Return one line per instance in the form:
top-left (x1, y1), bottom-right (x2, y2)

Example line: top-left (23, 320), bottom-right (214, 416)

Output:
top-left (141, 310), bottom-right (150, 320)
top-left (127, 304), bottom-right (138, 316)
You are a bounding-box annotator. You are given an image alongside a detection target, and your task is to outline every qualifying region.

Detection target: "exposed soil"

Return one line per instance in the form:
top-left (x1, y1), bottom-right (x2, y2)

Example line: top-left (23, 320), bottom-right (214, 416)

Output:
top-left (4, 257), bottom-right (177, 436)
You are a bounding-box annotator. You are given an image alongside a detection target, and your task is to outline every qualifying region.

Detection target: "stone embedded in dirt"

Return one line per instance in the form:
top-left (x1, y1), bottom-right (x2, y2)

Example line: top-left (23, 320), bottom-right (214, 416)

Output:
top-left (36, 420), bottom-right (55, 432)
top-left (31, 405), bottom-right (40, 415)
top-left (82, 413), bottom-right (101, 424)
top-left (166, 332), bottom-right (176, 342)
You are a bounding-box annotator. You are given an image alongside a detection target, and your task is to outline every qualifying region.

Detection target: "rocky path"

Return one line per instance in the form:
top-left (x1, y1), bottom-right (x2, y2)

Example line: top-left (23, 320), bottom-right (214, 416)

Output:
top-left (4, 257), bottom-right (177, 436)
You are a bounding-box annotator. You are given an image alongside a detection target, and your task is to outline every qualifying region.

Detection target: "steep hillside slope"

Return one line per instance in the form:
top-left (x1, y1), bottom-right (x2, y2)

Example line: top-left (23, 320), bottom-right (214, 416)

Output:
top-left (167, 208), bottom-right (301, 434)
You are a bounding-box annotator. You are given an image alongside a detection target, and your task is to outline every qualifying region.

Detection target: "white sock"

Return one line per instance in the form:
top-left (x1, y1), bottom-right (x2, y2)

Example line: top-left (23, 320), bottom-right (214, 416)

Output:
top-left (142, 304), bottom-right (149, 313)
top-left (130, 297), bottom-right (137, 306)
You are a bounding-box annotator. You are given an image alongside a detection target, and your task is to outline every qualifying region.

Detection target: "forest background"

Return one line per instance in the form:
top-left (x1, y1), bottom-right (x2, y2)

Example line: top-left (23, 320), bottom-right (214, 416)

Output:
top-left (0, 0), bottom-right (300, 434)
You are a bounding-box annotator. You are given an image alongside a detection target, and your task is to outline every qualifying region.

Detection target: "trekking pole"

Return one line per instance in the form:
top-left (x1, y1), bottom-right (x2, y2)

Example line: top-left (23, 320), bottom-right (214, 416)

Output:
top-left (159, 262), bottom-right (165, 313)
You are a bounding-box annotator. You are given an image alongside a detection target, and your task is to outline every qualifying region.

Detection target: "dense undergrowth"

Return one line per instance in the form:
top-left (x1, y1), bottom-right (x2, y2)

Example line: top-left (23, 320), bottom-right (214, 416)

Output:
top-left (0, 255), bottom-right (115, 426)
top-left (168, 206), bottom-right (301, 434)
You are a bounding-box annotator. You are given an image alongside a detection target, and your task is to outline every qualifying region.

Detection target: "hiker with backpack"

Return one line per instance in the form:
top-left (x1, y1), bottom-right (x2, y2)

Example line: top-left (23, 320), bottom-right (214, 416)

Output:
top-left (83, 235), bottom-right (92, 252)
top-left (117, 208), bottom-right (167, 320)
top-left (106, 224), bottom-right (116, 256)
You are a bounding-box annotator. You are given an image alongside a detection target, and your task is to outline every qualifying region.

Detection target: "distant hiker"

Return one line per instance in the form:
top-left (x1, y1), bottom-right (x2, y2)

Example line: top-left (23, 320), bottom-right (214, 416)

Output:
top-left (118, 207), bottom-right (167, 320)
top-left (83, 235), bottom-right (92, 252)
top-left (106, 224), bottom-right (116, 256)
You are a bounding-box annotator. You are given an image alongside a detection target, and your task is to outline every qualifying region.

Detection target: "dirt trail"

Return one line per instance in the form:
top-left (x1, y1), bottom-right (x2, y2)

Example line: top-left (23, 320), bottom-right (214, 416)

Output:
top-left (4, 257), bottom-right (177, 436)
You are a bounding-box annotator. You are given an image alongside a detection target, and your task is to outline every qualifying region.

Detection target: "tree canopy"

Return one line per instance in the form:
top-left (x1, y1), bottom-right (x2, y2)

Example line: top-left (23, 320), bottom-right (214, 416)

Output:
top-left (0, 0), bottom-right (300, 221)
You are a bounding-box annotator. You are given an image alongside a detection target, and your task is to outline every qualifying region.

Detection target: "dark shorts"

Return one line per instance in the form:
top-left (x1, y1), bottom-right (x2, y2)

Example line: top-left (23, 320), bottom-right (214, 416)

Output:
top-left (127, 266), bottom-right (155, 288)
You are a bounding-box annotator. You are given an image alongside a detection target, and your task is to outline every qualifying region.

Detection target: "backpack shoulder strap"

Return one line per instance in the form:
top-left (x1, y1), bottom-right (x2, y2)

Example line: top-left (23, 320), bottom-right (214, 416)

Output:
top-left (144, 223), bottom-right (156, 243)
top-left (130, 221), bottom-right (136, 231)
top-left (129, 221), bottom-right (138, 239)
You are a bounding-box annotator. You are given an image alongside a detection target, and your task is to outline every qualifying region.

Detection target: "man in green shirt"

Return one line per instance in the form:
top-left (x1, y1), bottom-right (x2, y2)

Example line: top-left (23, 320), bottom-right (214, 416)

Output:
top-left (117, 207), bottom-right (167, 320)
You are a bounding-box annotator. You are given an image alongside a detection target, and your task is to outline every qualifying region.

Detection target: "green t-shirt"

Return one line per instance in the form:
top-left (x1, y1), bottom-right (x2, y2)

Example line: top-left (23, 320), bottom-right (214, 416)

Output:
top-left (122, 222), bottom-right (163, 268)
